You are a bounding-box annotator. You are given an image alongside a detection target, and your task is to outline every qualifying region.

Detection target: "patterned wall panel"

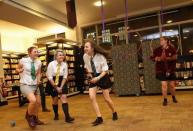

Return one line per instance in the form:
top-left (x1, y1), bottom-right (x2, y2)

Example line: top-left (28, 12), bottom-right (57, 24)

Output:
top-left (142, 40), bottom-right (161, 94)
top-left (112, 44), bottom-right (140, 96)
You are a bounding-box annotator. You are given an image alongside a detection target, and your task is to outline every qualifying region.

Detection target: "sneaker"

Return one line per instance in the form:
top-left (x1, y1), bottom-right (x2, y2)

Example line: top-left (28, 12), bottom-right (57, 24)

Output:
top-left (112, 112), bottom-right (118, 120)
top-left (92, 117), bottom-right (103, 126)
top-left (65, 116), bottom-right (75, 123)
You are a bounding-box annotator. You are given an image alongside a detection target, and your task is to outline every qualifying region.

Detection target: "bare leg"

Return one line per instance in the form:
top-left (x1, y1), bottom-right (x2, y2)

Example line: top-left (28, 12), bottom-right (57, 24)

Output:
top-left (102, 89), bottom-right (115, 112)
top-left (89, 87), bottom-right (101, 117)
top-left (161, 81), bottom-right (168, 106)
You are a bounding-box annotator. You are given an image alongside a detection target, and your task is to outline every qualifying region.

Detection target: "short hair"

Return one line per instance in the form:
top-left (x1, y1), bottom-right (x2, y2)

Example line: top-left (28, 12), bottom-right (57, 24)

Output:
top-left (54, 49), bottom-right (66, 60)
top-left (27, 46), bottom-right (37, 54)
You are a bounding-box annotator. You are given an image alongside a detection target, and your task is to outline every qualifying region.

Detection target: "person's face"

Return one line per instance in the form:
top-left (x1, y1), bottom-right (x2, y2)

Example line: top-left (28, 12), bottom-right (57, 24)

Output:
top-left (84, 42), bottom-right (94, 56)
top-left (56, 52), bottom-right (65, 62)
top-left (160, 37), bottom-right (167, 47)
top-left (29, 48), bottom-right (38, 59)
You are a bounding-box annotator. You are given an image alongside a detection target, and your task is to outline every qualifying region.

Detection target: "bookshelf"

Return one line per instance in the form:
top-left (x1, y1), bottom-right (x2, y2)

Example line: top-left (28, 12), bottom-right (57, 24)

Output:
top-left (175, 55), bottom-right (193, 89)
top-left (2, 53), bottom-right (26, 99)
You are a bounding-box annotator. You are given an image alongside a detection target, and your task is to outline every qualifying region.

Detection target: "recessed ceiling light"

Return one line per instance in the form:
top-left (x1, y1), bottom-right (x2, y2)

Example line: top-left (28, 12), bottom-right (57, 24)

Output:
top-left (167, 20), bottom-right (173, 24)
top-left (94, 1), bottom-right (105, 7)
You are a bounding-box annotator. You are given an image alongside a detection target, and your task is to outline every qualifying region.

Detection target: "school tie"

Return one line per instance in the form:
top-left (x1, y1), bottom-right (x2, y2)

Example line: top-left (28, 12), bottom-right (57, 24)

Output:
top-left (90, 57), bottom-right (97, 77)
top-left (55, 64), bottom-right (61, 85)
top-left (31, 61), bottom-right (36, 80)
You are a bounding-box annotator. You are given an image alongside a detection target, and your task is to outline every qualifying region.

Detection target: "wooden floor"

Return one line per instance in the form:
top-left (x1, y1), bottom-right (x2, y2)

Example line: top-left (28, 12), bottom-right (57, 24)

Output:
top-left (1, 91), bottom-right (193, 131)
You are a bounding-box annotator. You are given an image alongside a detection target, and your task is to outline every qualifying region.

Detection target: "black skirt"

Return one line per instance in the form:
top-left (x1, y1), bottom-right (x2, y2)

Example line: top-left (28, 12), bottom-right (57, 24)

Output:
top-left (46, 76), bottom-right (68, 97)
top-left (89, 73), bottom-right (113, 89)
top-left (156, 72), bottom-right (176, 81)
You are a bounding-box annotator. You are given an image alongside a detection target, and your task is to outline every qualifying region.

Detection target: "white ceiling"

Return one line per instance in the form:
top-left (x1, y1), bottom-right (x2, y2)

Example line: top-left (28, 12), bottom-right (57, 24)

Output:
top-left (75, 0), bottom-right (193, 26)
top-left (0, 0), bottom-right (192, 35)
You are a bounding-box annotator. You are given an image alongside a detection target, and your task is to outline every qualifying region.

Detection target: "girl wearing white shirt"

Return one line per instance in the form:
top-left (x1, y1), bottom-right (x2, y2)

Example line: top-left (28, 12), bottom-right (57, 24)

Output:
top-left (46, 49), bottom-right (74, 123)
top-left (16, 46), bottom-right (44, 129)
top-left (83, 39), bottom-right (118, 126)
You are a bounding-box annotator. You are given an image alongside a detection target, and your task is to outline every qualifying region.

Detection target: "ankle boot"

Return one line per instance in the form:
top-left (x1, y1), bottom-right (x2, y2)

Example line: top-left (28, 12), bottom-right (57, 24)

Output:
top-left (62, 103), bottom-right (74, 123)
top-left (172, 96), bottom-right (178, 103)
top-left (34, 116), bottom-right (45, 125)
top-left (112, 112), bottom-right (118, 120)
top-left (92, 117), bottom-right (103, 126)
top-left (26, 115), bottom-right (36, 129)
top-left (163, 98), bottom-right (168, 106)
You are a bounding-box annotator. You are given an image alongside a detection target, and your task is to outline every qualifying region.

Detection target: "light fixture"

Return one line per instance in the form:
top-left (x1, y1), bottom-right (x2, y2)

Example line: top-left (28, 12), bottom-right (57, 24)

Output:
top-left (167, 20), bottom-right (173, 24)
top-left (184, 30), bottom-right (190, 33)
top-left (189, 50), bottom-right (193, 53)
top-left (94, 1), bottom-right (105, 7)
top-left (134, 34), bottom-right (138, 37)
top-left (183, 36), bottom-right (188, 39)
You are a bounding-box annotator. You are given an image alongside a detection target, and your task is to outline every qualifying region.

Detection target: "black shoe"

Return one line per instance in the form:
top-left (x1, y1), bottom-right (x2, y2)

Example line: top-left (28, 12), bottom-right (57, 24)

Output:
top-left (172, 96), bottom-right (178, 103)
top-left (54, 115), bottom-right (59, 120)
top-left (162, 100), bottom-right (168, 106)
top-left (173, 98), bottom-right (178, 103)
top-left (112, 112), bottom-right (118, 121)
top-left (65, 117), bottom-right (75, 123)
top-left (42, 108), bottom-right (51, 112)
top-left (92, 117), bottom-right (103, 126)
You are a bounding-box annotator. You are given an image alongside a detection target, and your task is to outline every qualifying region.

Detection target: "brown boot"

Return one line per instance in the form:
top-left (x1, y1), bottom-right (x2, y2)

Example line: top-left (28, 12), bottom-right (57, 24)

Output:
top-left (25, 114), bottom-right (36, 129)
top-left (34, 116), bottom-right (45, 125)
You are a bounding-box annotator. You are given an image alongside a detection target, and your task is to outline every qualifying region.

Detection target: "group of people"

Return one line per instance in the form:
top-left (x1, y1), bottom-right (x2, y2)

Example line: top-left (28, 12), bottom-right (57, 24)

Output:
top-left (16, 39), bottom-right (118, 129)
top-left (16, 36), bottom-right (177, 129)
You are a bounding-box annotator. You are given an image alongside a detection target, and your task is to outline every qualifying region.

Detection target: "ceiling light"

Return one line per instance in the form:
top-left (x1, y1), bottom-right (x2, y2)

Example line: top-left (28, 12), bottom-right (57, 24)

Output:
top-left (189, 50), bottom-right (193, 53)
top-left (134, 34), bottom-right (138, 37)
top-left (167, 20), bottom-right (173, 24)
top-left (183, 36), bottom-right (188, 39)
top-left (184, 30), bottom-right (190, 33)
top-left (94, 1), bottom-right (105, 7)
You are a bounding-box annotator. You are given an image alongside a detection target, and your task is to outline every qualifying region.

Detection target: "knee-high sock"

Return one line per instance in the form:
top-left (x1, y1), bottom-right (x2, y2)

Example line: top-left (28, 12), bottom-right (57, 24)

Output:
top-left (52, 104), bottom-right (58, 116)
top-left (62, 103), bottom-right (70, 119)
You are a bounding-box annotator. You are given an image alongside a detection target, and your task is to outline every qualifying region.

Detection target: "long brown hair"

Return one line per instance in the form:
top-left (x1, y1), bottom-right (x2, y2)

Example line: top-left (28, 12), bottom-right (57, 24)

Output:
top-left (84, 39), bottom-right (109, 58)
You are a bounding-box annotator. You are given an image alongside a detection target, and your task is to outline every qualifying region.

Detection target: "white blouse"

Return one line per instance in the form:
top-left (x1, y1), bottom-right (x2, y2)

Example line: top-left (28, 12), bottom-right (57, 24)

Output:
top-left (83, 53), bottom-right (108, 73)
top-left (19, 57), bottom-right (42, 85)
top-left (46, 60), bottom-right (68, 81)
